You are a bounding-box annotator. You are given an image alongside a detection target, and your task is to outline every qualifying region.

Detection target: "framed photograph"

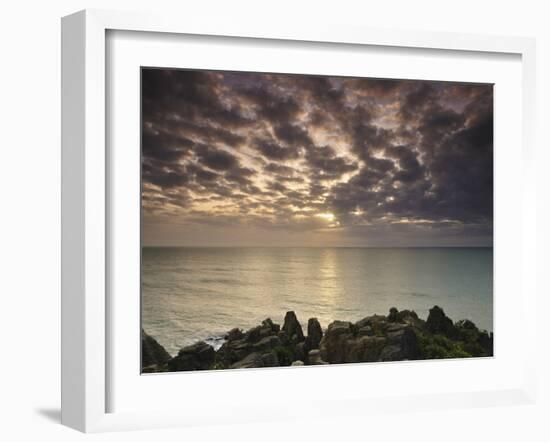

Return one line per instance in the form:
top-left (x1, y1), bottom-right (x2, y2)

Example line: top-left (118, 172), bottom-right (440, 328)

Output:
top-left (61, 9), bottom-right (537, 432)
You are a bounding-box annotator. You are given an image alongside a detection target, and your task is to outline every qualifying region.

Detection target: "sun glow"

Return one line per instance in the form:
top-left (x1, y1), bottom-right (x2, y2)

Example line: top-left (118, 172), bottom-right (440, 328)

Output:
top-left (316, 212), bottom-right (336, 222)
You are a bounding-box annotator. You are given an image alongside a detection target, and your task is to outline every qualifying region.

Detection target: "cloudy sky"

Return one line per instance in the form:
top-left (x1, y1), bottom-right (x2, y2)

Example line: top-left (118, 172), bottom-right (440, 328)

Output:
top-left (141, 68), bottom-right (493, 247)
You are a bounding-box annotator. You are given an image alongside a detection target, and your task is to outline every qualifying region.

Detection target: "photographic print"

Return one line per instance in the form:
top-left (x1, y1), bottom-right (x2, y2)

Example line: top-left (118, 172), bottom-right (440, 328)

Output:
top-left (140, 68), bottom-right (493, 373)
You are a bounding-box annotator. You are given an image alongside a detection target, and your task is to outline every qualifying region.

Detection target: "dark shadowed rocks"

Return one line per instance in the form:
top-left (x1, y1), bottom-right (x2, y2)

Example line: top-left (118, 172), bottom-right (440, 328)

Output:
top-left (231, 352), bottom-right (264, 369)
top-left (307, 349), bottom-right (328, 365)
top-left (261, 351), bottom-right (279, 367)
top-left (305, 317), bottom-right (323, 351)
top-left (262, 318), bottom-right (280, 333)
top-left (426, 306), bottom-right (457, 338)
top-left (382, 324), bottom-right (421, 361)
top-left (141, 329), bottom-right (171, 369)
top-left (388, 307), bottom-right (399, 322)
top-left (282, 311), bottom-right (305, 343)
top-left (226, 327), bottom-right (243, 341)
top-left (319, 321), bottom-right (355, 363)
top-left (320, 315), bottom-right (421, 364)
top-left (251, 335), bottom-right (282, 353)
top-left (167, 341), bottom-right (215, 371)
top-left (145, 305), bottom-right (492, 373)
top-left (295, 341), bottom-right (307, 362)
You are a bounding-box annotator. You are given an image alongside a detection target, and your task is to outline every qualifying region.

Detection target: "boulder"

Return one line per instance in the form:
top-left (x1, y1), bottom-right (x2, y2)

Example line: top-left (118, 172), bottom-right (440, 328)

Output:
top-left (305, 317), bottom-right (323, 351)
top-left (277, 330), bottom-right (290, 345)
top-left (167, 341), bottom-right (215, 371)
top-left (251, 335), bottom-right (282, 353)
top-left (294, 341), bottom-right (307, 362)
top-left (231, 352), bottom-right (264, 369)
top-left (319, 321), bottom-right (354, 364)
top-left (141, 329), bottom-right (171, 369)
top-left (388, 307), bottom-right (399, 322)
top-left (355, 315), bottom-right (387, 336)
top-left (282, 311), bottom-right (305, 343)
top-left (226, 327), bottom-right (244, 341)
top-left (291, 360), bottom-right (305, 366)
top-left (356, 325), bottom-right (374, 337)
top-left (397, 309), bottom-right (421, 326)
top-left (262, 318), bottom-right (280, 333)
top-left (344, 336), bottom-right (387, 363)
top-left (243, 325), bottom-right (262, 343)
top-left (382, 326), bottom-right (420, 360)
top-left (216, 338), bottom-right (251, 364)
top-left (426, 306), bottom-right (457, 338)
top-left (379, 345), bottom-right (403, 361)
top-left (308, 349), bottom-right (328, 365)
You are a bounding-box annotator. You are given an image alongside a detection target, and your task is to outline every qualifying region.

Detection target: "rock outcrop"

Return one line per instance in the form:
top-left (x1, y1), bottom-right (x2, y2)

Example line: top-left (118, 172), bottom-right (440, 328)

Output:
top-left (426, 306), bottom-right (456, 335)
top-left (167, 341), bottom-right (215, 372)
top-left (141, 329), bottom-right (171, 371)
top-left (142, 305), bottom-right (494, 373)
top-left (305, 317), bottom-right (323, 351)
top-left (282, 311), bottom-right (305, 343)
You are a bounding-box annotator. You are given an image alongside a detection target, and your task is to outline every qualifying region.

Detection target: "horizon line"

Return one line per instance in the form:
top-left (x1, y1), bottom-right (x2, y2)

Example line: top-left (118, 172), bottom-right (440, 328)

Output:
top-left (141, 245), bottom-right (493, 249)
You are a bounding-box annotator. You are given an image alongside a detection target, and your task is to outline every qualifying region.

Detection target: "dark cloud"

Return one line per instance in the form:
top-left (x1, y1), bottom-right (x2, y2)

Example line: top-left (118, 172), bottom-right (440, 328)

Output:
top-left (142, 68), bottom-right (493, 246)
top-left (255, 138), bottom-right (302, 161)
top-left (194, 144), bottom-right (239, 171)
top-left (274, 123), bottom-right (312, 146)
top-left (305, 145), bottom-right (358, 180)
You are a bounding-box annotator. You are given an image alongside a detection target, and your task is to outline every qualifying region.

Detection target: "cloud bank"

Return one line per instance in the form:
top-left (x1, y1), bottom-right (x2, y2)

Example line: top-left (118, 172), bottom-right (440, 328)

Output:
top-left (141, 68), bottom-right (493, 247)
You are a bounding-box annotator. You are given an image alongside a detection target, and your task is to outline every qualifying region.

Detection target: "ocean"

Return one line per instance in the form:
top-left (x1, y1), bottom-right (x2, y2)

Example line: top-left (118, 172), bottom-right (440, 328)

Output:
top-left (141, 247), bottom-right (493, 356)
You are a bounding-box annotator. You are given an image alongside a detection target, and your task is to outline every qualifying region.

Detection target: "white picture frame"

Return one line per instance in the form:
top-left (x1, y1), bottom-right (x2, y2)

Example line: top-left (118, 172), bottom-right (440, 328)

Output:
top-left (61, 9), bottom-right (538, 433)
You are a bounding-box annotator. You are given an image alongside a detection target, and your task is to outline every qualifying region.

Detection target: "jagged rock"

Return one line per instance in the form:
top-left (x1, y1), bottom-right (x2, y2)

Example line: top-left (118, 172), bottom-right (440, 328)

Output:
top-left (262, 318), bottom-right (280, 333)
top-left (167, 341), bottom-right (215, 371)
top-left (282, 311), bottom-right (305, 343)
top-left (305, 317), bottom-right (323, 351)
top-left (356, 325), bottom-right (374, 337)
top-left (251, 335), bottom-right (282, 353)
top-left (295, 341), bottom-right (307, 362)
top-left (291, 360), bottom-right (304, 366)
top-left (386, 322), bottom-right (409, 333)
top-left (426, 306), bottom-right (457, 338)
top-left (141, 329), bottom-right (171, 368)
top-left (277, 330), bottom-right (290, 345)
top-left (397, 309), bottom-right (421, 326)
top-left (355, 315), bottom-right (387, 334)
top-left (158, 306), bottom-right (491, 372)
top-left (319, 321), bottom-right (354, 363)
top-left (231, 352), bottom-right (264, 369)
top-left (379, 345), bottom-right (403, 361)
top-left (226, 327), bottom-right (243, 341)
top-left (388, 307), bottom-right (399, 322)
top-left (320, 317), bottom-right (419, 363)
top-left (344, 336), bottom-right (387, 362)
top-left (243, 325), bottom-right (263, 343)
top-left (381, 326), bottom-right (420, 361)
top-left (216, 338), bottom-right (250, 365)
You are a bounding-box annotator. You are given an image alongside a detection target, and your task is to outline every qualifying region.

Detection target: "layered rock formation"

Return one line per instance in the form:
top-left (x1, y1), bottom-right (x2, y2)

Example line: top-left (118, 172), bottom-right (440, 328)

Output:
top-left (141, 329), bottom-right (171, 372)
top-left (141, 306), bottom-right (494, 373)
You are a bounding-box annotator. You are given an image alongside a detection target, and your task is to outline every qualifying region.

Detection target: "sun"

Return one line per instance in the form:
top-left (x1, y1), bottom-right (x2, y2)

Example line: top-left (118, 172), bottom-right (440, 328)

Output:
top-left (316, 212), bottom-right (336, 222)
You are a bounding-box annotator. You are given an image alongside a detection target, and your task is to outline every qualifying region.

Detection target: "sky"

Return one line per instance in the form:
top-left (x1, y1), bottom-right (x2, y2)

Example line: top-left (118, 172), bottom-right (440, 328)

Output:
top-left (141, 68), bottom-right (493, 247)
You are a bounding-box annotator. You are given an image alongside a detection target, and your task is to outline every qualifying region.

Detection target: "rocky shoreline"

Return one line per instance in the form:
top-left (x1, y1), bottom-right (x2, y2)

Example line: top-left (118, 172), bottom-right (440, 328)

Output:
top-left (141, 306), bottom-right (493, 373)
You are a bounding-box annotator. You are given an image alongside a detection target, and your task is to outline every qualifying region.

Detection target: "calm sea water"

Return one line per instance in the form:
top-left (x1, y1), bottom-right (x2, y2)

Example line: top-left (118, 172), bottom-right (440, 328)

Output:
top-left (142, 247), bottom-right (493, 356)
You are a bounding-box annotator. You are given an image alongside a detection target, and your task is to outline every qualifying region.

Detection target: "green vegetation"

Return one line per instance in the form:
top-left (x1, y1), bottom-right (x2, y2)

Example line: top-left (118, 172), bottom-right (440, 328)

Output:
top-left (414, 328), bottom-right (491, 359)
top-left (273, 345), bottom-right (295, 366)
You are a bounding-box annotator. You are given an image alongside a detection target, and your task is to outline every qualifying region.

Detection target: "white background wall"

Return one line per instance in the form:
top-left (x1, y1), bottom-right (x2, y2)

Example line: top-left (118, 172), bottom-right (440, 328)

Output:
top-left (0, 1), bottom-right (548, 440)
